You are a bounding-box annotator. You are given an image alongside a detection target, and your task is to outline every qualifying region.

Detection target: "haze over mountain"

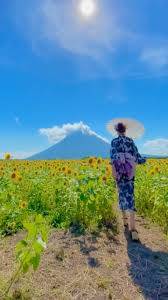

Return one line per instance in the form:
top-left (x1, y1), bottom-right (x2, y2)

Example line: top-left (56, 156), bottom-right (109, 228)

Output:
top-left (29, 130), bottom-right (110, 160)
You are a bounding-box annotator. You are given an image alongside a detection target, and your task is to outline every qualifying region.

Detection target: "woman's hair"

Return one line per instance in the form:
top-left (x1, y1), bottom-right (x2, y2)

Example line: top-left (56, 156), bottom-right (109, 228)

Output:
top-left (115, 122), bottom-right (126, 134)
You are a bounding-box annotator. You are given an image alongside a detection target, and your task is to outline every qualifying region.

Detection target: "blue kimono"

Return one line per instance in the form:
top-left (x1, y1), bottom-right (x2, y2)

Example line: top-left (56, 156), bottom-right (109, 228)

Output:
top-left (110, 136), bottom-right (146, 211)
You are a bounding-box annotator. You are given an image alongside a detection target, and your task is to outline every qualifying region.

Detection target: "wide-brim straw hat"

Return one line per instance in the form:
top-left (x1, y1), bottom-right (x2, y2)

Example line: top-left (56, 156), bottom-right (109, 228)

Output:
top-left (106, 118), bottom-right (145, 139)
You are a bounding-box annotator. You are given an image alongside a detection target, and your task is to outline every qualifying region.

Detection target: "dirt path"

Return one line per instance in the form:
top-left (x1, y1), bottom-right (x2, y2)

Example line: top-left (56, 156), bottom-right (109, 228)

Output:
top-left (0, 216), bottom-right (168, 300)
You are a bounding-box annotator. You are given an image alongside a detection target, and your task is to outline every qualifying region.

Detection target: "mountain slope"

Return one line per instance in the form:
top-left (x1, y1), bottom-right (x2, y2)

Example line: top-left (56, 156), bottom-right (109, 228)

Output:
top-left (29, 131), bottom-right (110, 160)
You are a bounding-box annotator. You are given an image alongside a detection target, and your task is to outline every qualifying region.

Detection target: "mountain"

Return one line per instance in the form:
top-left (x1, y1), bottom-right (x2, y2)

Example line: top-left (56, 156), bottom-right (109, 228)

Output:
top-left (142, 154), bottom-right (168, 159)
top-left (29, 131), bottom-right (110, 160)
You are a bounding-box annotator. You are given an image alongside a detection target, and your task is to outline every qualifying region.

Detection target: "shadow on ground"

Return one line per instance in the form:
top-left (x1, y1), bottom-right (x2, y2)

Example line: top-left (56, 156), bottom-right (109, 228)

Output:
top-left (72, 228), bottom-right (120, 268)
top-left (74, 236), bottom-right (101, 268)
top-left (60, 228), bottom-right (102, 268)
top-left (124, 228), bottom-right (168, 300)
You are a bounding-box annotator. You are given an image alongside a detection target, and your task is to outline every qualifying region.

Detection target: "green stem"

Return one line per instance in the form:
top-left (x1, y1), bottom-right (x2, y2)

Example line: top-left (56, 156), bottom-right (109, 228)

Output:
top-left (4, 264), bottom-right (23, 297)
top-left (3, 238), bottom-right (34, 297)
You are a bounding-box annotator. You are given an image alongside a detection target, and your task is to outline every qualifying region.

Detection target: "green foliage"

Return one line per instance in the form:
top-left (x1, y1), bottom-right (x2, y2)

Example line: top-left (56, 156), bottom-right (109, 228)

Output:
top-left (28, 188), bottom-right (49, 216)
top-left (3, 214), bottom-right (49, 298)
top-left (51, 171), bottom-right (117, 232)
top-left (0, 158), bottom-right (168, 237)
top-left (0, 208), bottom-right (23, 236)
top-left (16, 214), bottom-right (48, 273)
top-left (135, 162), bottom-right (168, 233)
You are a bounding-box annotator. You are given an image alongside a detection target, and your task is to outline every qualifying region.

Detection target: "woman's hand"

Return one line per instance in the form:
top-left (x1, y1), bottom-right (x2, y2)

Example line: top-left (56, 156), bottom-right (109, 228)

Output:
top-left (138, 157), bottom-right (146, 164)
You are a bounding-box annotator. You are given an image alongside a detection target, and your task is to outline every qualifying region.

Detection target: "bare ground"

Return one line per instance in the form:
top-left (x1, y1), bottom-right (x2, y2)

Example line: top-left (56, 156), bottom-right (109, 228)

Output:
top-left (0, 215), bottom-right (168, 300)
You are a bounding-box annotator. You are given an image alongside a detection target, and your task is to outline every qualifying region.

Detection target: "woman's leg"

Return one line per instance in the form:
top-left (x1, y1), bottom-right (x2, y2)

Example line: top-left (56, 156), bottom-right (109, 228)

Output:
top-left (129, 211), bottom-right (136, 231)
top-left (122, 211), bottom-right (128, 226)
top-left (129, 211), bottom-right (139, 241)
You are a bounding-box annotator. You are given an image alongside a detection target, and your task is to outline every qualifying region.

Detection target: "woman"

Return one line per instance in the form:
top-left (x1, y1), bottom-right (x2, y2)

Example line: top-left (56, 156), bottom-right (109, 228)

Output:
top-left (109, 121), bottom-right (146, 241)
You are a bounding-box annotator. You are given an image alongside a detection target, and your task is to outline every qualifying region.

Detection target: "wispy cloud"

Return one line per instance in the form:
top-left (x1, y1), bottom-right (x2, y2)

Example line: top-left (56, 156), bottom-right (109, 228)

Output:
top-left (39, 121), bottom-right (110, 144)
top-left (140, 46), bottom-right (168, 70)
top-left (12, 0), bottom-right (135, 78)
top-left (14, 116), bottom-right (21, 125)
top-left (143, 138), bottom-right (168, 156)
top-left (38, 0), bottom-right (125, 60)
top-left (10, 0), bottom-right (168, 78)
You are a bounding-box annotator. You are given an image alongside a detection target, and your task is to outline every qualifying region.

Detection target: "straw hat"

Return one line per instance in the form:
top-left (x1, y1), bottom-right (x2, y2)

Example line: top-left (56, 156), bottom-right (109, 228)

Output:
top-left (106, 118), bottom-right (145, 139)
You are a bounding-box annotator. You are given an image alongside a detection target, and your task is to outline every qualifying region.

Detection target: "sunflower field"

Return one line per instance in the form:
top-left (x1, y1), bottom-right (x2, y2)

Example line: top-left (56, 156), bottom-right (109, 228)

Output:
top-left (0, 157), bottom-right (168, 237)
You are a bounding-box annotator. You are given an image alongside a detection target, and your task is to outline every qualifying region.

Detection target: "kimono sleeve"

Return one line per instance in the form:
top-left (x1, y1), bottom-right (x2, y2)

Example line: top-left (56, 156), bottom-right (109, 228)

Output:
top-left (110, 140), bottom-right (118, 179)
top-left (132, 140), bottom-right (146, 164)
top-left (110, 140), bottom-right (118, 163)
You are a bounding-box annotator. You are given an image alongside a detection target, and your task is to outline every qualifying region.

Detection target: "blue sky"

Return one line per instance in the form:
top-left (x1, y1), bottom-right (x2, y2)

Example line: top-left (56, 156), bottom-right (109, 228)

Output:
top-left (0, 0), bottom-right (168, 158)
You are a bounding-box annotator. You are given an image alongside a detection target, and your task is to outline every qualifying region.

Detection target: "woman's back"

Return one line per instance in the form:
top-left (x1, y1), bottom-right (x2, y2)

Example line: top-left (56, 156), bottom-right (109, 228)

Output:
top-left (110, 135), bottom-right (145, 164)
top-left (111, 136), bottom-right (135, 156)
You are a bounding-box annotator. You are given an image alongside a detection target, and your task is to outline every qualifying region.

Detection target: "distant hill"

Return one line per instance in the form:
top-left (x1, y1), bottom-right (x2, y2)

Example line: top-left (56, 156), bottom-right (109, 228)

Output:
top-left (29, 131), bottom-right (110, 160)
top-left (28, 131), bottom-right (168, 160)
top-left (142, 154), bottom-right (168, 159)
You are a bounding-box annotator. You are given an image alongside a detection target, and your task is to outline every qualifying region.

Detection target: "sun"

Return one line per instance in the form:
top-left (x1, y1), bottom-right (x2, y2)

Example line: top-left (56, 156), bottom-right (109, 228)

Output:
top-left (79, 0), bottom-right (96, 18)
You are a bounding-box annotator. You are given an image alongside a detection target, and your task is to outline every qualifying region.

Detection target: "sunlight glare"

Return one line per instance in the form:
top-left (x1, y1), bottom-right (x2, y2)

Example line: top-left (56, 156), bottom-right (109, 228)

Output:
top-left (79, 0), bottom-right (96, 18)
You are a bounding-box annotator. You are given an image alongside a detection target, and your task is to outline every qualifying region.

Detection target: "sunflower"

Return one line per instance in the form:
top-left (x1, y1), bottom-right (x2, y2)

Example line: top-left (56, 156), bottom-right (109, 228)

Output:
top-left (149, 170), bottom-right (155, 176)
top-left (4, 153), bottom-right (11, 160)
top-left (11, 172), bottom-right (22, 182)
top-left (18, 176), bottom-right (22, 182)
top-left (155, 167), bottom-right (160, 173)
top-left (11, 172), bottom-right (17, 179)
top-left (102, 176), bottom-right (107, 182)
top-left (88, 158), bottom-right (93, 165)
top-left (97, 158), bottom-right (102, 164)
top-left (19, 201), bottom-right (27, 209)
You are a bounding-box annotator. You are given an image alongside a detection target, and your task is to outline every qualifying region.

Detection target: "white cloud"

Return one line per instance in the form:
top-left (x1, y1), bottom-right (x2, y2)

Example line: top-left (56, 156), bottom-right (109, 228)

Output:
top-left (140, 46), bottom-right (168, 69)
top-left (143, 139), bottom-right (168, 156)
top-left (39, 121), bottom-right (110, 144)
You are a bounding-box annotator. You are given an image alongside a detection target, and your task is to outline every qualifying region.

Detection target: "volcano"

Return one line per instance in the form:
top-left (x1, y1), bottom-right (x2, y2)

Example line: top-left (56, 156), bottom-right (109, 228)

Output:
top-left (29, 131), bottom-right (110, 160)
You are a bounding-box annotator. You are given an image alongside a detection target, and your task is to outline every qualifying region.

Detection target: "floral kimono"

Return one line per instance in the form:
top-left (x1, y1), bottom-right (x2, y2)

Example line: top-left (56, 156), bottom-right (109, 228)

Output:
top-left (110, 135), bottom-right (146, 211)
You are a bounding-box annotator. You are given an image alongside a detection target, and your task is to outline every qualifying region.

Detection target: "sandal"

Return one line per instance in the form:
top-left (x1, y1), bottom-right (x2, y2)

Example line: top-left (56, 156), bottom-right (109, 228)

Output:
top-left (130, 230), bottom-right (139, 242)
